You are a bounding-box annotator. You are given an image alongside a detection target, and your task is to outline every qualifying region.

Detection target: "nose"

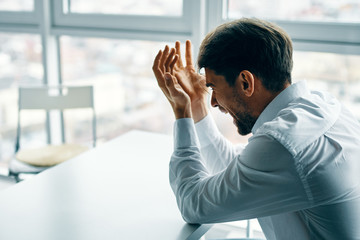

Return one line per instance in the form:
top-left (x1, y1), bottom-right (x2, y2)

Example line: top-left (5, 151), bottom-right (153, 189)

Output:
top-left (210, 91), bottom-right (218, 108)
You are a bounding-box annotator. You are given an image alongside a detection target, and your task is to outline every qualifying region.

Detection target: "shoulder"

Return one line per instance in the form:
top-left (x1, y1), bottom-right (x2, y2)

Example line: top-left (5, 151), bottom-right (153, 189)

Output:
top-left (255, 91), bottom-right (341, 156)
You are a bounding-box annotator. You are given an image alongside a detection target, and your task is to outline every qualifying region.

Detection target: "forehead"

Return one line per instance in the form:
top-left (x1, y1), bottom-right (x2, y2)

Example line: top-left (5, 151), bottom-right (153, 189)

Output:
top-left (205, 68), bottom-right (226, 85)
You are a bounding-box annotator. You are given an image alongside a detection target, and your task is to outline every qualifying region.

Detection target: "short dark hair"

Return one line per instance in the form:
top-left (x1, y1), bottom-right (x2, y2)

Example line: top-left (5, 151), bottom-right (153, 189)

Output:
top-left (197, 18), bottom-right (293, 92)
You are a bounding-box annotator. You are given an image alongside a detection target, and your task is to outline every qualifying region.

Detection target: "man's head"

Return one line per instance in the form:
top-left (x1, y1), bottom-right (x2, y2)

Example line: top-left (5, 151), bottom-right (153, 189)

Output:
top-left (198, 18), bottom-right (293, 135)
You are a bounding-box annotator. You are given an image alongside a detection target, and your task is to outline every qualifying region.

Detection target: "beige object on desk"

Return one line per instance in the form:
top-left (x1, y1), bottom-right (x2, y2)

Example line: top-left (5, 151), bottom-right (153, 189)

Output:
top-left (16, 144), bottom-right (89, 167)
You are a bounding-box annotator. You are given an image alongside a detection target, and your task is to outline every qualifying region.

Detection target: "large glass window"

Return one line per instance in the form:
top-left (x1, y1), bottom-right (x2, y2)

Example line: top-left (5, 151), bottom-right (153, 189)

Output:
top-left (0, 0), bottom-right (34, 12)
top-left (0, 33), bottom-right (43, 165)
top-left (60, 36), bottom-right (175, 143)
top-left (67, 0), bottom-right (183, 16)
top-left (293, 51), bottom-right (360, 119)
top-left (227, 0), bottom-right (360, 22)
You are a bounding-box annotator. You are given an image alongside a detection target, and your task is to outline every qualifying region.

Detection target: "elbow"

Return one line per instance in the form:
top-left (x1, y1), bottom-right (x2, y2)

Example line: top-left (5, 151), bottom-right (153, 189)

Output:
top-left (178, 198), bottom-right (212, 224)
top-left (181, 211), bottom-right (202, 224)
top-left (181, 210), bottom-right (214, 225)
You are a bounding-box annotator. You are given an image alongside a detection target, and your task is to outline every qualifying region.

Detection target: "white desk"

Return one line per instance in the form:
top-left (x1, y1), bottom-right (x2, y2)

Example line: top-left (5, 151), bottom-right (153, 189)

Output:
top-left (0, 130), bottom-right (212, 240)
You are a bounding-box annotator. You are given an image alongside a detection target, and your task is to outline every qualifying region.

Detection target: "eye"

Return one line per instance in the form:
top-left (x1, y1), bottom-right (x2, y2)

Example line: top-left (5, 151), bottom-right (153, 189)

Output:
top-left (205, 83), bottom-right (214, 90)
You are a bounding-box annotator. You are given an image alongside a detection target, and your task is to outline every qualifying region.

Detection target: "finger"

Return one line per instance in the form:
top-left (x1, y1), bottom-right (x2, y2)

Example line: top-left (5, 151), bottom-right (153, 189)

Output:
top-left (153, 50), bottom-right (171, 96)
top-left (175, 41), bottom-right (184, 68)
top-left (185, 40), bottom-right (193, 67)
top-left (165, 48), bottom-right (176, 73)
top-left (169, 55), bottom-right (179, 74)
top-left (159, 45), bottom-right (170, 72)
top-left (156, 73), bottom-right (171, 98)
top-left (153, 50), bottom-right (167, 86)
top-left (152, 49), bottom-right (163, 74)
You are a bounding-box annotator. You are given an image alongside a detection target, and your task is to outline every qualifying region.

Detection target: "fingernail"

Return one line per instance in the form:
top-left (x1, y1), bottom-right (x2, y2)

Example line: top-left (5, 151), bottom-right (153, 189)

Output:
top-left (165, 74), bottom-right (171, 80)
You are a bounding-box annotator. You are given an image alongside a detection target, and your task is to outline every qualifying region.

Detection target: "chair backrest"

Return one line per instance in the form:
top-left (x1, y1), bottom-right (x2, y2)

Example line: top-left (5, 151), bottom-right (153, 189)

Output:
top-left (19, 86), bottom-right (94, 110)
top-left (15, 85), bottom-right (96, 152)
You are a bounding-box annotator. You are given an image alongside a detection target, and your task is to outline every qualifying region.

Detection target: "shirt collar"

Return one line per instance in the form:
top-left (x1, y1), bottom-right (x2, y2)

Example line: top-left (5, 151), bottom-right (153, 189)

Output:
top-left (251, 81), bottom-right (309, 134)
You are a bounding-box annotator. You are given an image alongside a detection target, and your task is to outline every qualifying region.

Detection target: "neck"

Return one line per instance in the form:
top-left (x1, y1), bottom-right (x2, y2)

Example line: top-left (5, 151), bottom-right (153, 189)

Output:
top-left (251, 81), bottom-right (290, 118)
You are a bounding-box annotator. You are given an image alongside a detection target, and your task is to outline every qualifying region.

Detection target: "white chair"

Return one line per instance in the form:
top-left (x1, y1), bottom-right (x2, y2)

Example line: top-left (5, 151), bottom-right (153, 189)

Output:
top-left (9, 86), bottom-right (96, 181)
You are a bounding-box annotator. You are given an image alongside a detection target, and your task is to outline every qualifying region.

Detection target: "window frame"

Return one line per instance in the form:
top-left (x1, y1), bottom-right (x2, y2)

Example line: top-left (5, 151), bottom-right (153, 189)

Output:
top-left (51, 0), bottom-right (205, 43)
top-left (1, 0), bottom-right (359, 148)
top-left (0, 10), bottom-right (39, 33)
top-left (207, 0), bottom-right (360, 55)
top-left (0, 0), bottom-right (207, 146)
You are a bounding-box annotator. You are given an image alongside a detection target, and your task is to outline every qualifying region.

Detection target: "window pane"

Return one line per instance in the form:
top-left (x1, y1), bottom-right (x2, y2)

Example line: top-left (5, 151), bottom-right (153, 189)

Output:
top-left (68, 0), bottom-right (182, 16)
top-left (293, 51), bottom-right (360, 119)
top-left (60, 37), bottom-right (176, 144)
top-left (227, 0), bottom-right (360, 23)
top-left (0, 33), bottom-right (43, 166)
top-left (0, 0), bottom-right (33, 11)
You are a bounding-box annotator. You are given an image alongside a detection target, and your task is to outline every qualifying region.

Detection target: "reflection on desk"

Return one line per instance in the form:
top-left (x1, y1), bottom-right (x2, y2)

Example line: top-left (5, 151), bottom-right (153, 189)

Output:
top-left (0, 130), bottom-right (211, 240)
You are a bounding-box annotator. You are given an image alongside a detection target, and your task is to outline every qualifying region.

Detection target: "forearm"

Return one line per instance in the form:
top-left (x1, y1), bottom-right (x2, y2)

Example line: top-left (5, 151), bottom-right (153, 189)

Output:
top-left (170, 132), bottom-right (310, 224)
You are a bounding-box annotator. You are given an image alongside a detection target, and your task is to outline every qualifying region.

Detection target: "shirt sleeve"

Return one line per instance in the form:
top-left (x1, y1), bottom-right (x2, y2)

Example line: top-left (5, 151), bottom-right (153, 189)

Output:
top-left (169, 118), bottom-right (312, 224)
top-left (195, 114), bottom-right (245, 174)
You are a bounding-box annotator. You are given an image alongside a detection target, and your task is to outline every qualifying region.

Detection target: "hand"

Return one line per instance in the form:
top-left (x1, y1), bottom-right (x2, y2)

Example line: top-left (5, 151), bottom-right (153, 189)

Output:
top-left (152, 47), bottom-right (191, 119)
top-left (172, 40), bottom-right (209, 122)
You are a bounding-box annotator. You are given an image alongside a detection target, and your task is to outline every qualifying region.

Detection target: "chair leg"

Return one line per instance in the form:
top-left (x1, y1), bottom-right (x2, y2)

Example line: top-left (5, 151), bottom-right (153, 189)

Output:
top-left (8, 171), bottom-right (22, 183)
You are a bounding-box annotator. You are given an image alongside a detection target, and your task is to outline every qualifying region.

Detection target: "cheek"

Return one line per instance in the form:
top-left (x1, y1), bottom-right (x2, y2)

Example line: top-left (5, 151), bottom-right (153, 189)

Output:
top-left (214, 91), bottom-right (228, 105)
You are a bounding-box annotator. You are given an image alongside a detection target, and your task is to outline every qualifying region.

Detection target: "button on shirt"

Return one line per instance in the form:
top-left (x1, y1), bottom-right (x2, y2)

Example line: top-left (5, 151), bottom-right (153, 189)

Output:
top-left (169, 81), bottom-right (360, 240)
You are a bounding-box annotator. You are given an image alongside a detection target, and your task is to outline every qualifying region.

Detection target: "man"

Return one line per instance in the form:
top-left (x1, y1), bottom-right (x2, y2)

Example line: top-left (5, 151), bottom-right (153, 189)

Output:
top-left (152, 18), bottom-right (360, 239)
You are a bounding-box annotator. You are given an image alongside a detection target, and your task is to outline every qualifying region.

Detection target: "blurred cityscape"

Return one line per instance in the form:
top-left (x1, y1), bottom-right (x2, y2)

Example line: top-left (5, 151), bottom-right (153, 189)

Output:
top-left (0, 0), bottom-right (33, 11)
top-left (69, 0), bottom-right (182, 16)
top-left (228, 0), bottom-right (360, 22)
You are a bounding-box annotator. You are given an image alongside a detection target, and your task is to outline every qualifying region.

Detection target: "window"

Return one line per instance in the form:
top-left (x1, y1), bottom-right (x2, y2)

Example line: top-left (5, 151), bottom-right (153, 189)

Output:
top-left (208, 0), bottom-right (360, 55)
top-left (227, 0), bottom-right (360, 22)
top-left (60, 37), bottom-right (175, 143)
top-left (0, 0), bottom-right (34, 12)
top-left (52, 0), bottom-right (198, 39)
top-left (0, 33), bottom-right (43, 164)
top-left (67, 0), bottom-right (182, 16)
top-left (293, 51), bottom-right (360, 119)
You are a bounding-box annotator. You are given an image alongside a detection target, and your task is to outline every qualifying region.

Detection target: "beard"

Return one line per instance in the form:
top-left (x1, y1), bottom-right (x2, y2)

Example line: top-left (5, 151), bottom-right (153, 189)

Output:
top-left (233, 110), bottom-right (257, 136)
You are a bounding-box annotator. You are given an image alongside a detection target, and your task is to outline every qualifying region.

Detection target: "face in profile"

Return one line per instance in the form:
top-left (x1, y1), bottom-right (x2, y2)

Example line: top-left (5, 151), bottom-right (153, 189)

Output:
top-left (205, 68), bottom-right (257, 136)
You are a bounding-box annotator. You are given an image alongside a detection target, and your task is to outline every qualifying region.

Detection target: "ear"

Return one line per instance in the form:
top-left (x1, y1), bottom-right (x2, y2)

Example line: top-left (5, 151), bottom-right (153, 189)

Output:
top-left (236, 70), bottom-right (255, 97)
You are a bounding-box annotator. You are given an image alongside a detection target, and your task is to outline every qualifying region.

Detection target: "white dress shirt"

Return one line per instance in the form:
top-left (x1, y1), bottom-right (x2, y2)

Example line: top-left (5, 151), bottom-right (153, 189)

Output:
top-left (169, 81), bottom-right (360, 239)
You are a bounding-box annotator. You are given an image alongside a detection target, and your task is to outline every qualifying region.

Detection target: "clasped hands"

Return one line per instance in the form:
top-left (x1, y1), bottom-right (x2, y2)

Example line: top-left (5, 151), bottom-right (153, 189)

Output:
top-left (152, 40), bottom-right (209, 122)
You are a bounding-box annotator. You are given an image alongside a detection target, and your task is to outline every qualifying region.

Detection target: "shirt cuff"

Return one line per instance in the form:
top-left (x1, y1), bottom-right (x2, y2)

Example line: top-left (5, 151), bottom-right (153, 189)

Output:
top-left (195, 114), bottom-right (221, 147)
top-left (174, 118), bottom-right (200, 149)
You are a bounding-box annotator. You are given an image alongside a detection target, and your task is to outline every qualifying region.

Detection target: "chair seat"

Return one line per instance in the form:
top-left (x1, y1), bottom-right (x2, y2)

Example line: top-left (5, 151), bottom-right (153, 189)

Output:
top-left (16, 144), bottom-right (89, 167)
